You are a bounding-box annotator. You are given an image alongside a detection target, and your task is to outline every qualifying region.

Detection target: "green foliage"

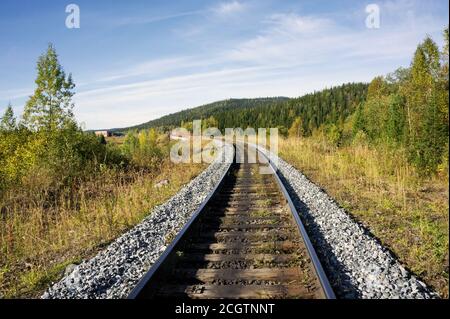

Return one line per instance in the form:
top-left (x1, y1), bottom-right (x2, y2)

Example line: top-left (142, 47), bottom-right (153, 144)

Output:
top-left (409, 88), bottom-right (448, 175)
top-left (354, 31), bottom-right (449, 176)
top-left (122, 129), bottom-right (164, 169)
top-left (326, 124), bottom-right (342, 147)
top-left (0, 45), bottom-right (127, 194)
top-left (385, 94), bottom-right (406, 144)
top-left (288, 117), bottom-right (304, 138)
top-left (180, 120), bottom-right (193, 132)
top-left (0, 104), bottom-right (16, 132)
top-left (277, 126), bottom-right (288, 138)
top-left (122, 98), bottom-right (289, 132)
top-left (97, 134), bottom-right (107, 145)
top-left (119, 84), bottom-right (368, 137)
top-left (403, 36), bottom-right (448, 175)
top-left (367, 76), bottom-right (390, 99)
top-left (23, 44), bottom-right (75, 131)
top-left (352, 130), bottom-right (369, 146)
top-left (202, 116), bottom-right (219, 130)
top-left (352, 103), bottom-right (365, 135)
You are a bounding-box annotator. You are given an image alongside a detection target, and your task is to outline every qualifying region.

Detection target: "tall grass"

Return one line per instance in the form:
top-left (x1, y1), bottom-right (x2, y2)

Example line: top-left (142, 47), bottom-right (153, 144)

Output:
top-left (279, 136), bottom-right (449, 298)
top-left (0, 160), bottom-right (204, 298)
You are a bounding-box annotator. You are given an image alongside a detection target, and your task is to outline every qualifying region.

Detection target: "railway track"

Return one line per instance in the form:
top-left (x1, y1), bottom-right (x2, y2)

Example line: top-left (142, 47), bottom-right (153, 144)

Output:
top-left (129, 144), bottom-right (334, 299)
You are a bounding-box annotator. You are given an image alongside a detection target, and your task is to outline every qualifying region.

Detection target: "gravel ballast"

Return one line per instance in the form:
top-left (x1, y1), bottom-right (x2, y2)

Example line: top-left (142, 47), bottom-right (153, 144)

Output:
top-left (43, 142), bottom-right (233, 299)
top-left (43, 140), bottom-right (438, 299)
top-left (257, 146), bottom-right (439, 299)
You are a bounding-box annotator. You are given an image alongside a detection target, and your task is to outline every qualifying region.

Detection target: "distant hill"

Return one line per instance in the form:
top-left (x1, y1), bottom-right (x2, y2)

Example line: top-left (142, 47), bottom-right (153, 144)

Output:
top-left (113, 97), bottom-right (289, 132)
top-left (113, 82), bottom-right (369, 135)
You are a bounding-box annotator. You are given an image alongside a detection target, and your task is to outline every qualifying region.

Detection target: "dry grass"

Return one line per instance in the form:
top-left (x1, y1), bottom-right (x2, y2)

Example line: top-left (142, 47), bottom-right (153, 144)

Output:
top-left (105, 135), bottom-right (125, 146)
top-left (0, 160), bottom-right (205, 298)
top-left (279, 137), bottom-right (449, 298)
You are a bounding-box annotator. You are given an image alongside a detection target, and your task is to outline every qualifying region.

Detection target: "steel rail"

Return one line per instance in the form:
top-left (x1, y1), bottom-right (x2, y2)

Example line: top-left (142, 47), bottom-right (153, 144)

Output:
top-left (128, 143), bottom-right (335, 299)
top-left (127, 145), bottom-right (234, 299)
top-left (254, 144), bottom-right (336, 299)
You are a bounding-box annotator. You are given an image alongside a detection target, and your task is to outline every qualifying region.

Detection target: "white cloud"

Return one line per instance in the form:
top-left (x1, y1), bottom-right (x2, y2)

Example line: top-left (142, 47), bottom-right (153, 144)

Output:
top-left (3, 0), bottom-right (447, 129)
top-left (267, 13), bottom-right (334, 35)
top-left (111, 10), bottom-right (204, 27)
top-left (73, 2), bottom-right (447, 129)
top-left (227, 7), bottom-right (445, 66)
top-left (91, 57), bottom-right (196, 83)
top-left (213, 1), bottom-right (246, 16)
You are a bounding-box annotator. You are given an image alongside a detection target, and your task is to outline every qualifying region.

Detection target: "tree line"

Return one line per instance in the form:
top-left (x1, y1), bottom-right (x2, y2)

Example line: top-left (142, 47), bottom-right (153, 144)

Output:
top-left (351, 29), bottom-right (448, 176)
top-left (123, 28), bottom-right (448, 176)
top-left (0, 45), bottom-right (165, 194)
top-left (2, 27), bottom-right (448, 182)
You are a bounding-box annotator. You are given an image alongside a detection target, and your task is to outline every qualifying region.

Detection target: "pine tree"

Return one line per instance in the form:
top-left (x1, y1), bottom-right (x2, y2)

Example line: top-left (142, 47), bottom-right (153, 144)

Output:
top-left (23, 44), bottom-right (75, 131)
top-left (0, 104), bottom-right (16, 132)
top-left (352, 103), bottom-right (366, 135)
top-left (420, 89), bottom-right (448, 175)
top-left (385, 94), bottom-right (406, 144)
top-left (404, 36), bottom-right (448, 174)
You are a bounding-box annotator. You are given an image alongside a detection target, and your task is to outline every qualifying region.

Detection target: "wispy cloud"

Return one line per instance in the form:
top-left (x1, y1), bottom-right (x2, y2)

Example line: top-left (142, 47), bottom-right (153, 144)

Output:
top-left (1, 0), bottom-right (447, 129)
top-left (107, 1), bottom-right (247, 28)
top-left (74, 0), bottom-right (448, 129)
top-left (266, 13), bottom-right (334, 35)
top-left (93, 57), bottom-right (197, 83)
top-left (213, 1), bottom-right (246, 16)
top-left (112, 10), bottom-right (204, 27)
top-left (0, 88), bottom-right (31, 101)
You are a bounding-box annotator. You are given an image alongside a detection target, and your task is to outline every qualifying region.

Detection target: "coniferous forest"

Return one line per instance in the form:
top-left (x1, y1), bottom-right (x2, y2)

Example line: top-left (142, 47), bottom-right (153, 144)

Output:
top-left (121, 29), bottom-right (448, 177)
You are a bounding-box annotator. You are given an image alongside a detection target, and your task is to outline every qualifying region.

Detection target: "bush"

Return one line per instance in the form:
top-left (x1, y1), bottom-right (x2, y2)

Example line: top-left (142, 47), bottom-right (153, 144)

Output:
top-left (352, 130), bottom-right (369, 146)
top-left (326, 124), bottom-right (342, 147)
top-left (122, 129), bottom-right (164, 170)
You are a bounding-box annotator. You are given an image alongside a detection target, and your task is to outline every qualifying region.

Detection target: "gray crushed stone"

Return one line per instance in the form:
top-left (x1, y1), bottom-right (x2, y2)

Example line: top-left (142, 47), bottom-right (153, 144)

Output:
top-left (257, 146), bottom-right (439, 299)
top-left (42, 142), bottom-right (233, 299)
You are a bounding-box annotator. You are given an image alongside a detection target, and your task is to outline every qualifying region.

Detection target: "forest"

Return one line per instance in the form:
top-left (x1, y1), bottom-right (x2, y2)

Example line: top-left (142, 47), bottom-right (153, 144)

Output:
top-left (125, 29), bottom-right (448, 177)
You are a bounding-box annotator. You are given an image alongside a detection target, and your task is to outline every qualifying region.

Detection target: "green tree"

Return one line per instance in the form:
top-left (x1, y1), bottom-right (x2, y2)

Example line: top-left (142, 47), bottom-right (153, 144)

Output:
top-left (23, 44), bottom-right (75, 131)
top-left (403, 36), bottom-right (448, 174)
top-left (0, 104), bottom-right (16, 132)
top-left (367, 76), bottom-right (389, 99)
top-left (98, 134), bottom-right (107, 145)
top-left (288, 117), bottom-right (304, 138)
top-left (202, 116), bottom-right (218, 130)
top-left (385, 94), bottom-right (406, 144)
top-left (418, 90), bottom-right (449, 175)
top-left (277, 125), bottom-right (288, 138)
top-left (123, 131), bottom-right (139, 156)
top-left (326, 124), bottom-right (342, 147)
top-left (352, 103), bottom-right (366, 135)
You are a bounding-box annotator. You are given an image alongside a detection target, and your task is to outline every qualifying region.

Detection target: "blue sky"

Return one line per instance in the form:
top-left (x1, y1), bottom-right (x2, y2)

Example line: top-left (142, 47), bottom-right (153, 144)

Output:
top-left (0, 0), bottom-right (448, 129)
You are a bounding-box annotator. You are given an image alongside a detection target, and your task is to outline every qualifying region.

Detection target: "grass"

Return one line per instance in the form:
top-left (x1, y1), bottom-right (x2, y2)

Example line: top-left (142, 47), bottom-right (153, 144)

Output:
top-left (105, 135), bottom-right (126, 146)
top-left (0, 159), bottom-right (205, 298)
top-left (279, 136), bottom-right (449, 298)
top-left (250, 210), bottom-right (272, 218)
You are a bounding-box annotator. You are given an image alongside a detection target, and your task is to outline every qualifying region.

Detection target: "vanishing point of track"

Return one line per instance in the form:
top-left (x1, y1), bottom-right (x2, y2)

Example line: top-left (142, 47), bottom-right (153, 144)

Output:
top-left (128, 143), bottom-right (335, 299)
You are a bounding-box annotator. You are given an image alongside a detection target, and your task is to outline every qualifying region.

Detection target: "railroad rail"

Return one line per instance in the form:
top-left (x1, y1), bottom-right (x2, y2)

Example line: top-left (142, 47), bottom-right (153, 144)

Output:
top-left (128, 143), bottom-right (335, 299)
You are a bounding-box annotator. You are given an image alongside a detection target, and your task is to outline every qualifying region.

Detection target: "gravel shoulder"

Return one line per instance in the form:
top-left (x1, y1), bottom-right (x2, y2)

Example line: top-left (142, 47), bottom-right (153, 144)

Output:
top-left (43, 141), bottom-right (439, 299)
top-left (258, 146), bottom-right (439, 299)
top-left (43, 142), bottom-right (233, 299)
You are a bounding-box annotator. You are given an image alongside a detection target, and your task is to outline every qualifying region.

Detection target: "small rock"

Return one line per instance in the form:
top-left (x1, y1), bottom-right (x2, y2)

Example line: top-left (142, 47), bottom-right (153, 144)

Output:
top-left (64, 264), bottom-right (78, 277)
top-left (154, 179), bottom-right (170, 188)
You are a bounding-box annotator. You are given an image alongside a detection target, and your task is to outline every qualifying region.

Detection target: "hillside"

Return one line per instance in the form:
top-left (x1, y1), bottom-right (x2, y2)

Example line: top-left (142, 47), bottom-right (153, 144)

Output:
top-left (114, 97), bottom-right (289, 132)
top-left (114, 83), bottom-right (368, 135)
